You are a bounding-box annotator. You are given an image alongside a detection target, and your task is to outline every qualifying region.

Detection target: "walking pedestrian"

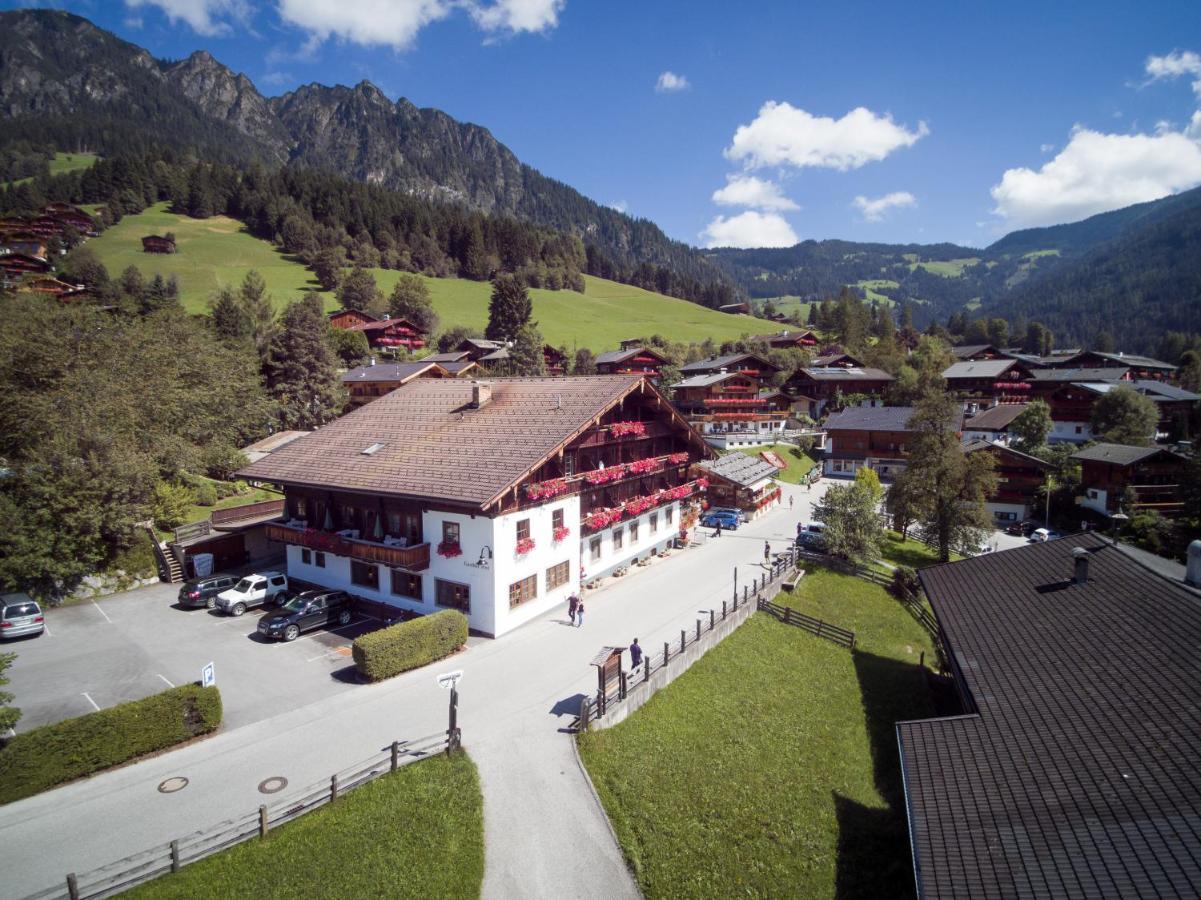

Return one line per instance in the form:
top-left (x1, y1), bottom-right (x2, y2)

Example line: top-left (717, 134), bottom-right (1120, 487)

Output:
top-left (789, 495), bottom-right (794, 510)
top-left (568, 593), bottom-right (579, 626)
top-left (715, 520), bottom-right (723, 538)
top-left (764, 540), bottom-right (771, 564)
top-left (629, 638), bottom-right (642, 669)
top-left (576, 599), bottom-right (585, 627)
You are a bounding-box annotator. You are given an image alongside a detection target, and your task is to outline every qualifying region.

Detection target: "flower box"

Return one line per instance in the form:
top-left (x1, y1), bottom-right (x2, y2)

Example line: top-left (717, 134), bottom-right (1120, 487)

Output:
top-left (515, 537), bottom-right (536, 555)
top-left (553, 525), bottom-right (571, 543)
top-left (436, 541), bottom-right (462, 558)
top-left (584, 465), bottom-right (627, 485)
top-left (627, 457), bottom-right (662, 475)
top-left (525, 478), bottom-right (568, 501)
top-left (608, 421), bottom-right (647, 438)
top-left (667, 452), bottom-right (689, 465)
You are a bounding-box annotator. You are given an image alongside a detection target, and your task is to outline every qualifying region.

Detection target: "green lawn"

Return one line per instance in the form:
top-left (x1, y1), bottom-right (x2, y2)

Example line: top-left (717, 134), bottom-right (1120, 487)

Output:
top-left (737, 442), bottom-right (815, 484)
top-left (855, 279), bottom-right (899, 305)
top-left (157, 485), bottom-right (283, 542)
top-left (878, 531), bottom-right (959, 570)
top-left (85, 202), bottom-right (329, 312)
top-left (908, 258), bottom-right (978, 277)
top-left (127, 752), bottom-right (484, 900)
top-left (1022, 249), bottom-right (1060, 259)
top-left (579, 589), bottom-right (935, 898)
top-left (4, 152), bottom-right (99, 188)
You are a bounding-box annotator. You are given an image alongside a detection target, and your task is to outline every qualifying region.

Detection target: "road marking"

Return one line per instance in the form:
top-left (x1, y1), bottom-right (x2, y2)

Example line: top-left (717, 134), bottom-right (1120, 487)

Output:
top-left (277, 617), bottom-right (377, 649)
top-left (81, 692), bottom-right (100, 712)
top-left (157, 674), bottom-right (175, 689)
top-left (91, 600), bottom-right (113, 624)
top-left (42, 622), bottom-right (52, 637)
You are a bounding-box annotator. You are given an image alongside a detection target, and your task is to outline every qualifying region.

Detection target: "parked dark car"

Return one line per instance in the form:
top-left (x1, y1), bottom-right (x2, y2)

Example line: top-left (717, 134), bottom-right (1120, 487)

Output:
top-left (701, 510), bottom-right (740, 530)
top-left (256, 589), bottom-right (354, 642)
top-left (178, 575), bottom-right (239, 609)
top-left (1005, 520), bottom-right (1035, 537)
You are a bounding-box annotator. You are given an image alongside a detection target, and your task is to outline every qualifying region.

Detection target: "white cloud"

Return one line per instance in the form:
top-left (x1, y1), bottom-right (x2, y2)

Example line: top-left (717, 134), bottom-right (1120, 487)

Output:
top-left (852, 191), bottom-right (916, 222)
top-left (655, 71), bottom-right (689, 93)
top-left (700, 211), bottom-right (798, 249)
top-left (725, 101), bottom-right (928, 172)
top-left (990, 126), bottom-right (1201, 226)
top-left (607, 200), bottom-right (628, 213)
top-left (125, 0), bottom-right (249, 35)
top-left (124, 15), bottom-right (144, 29)
top-left (1146, 49), bottom-right (1201, 138)
top-left (1040, 143), bottom-right (1055, 154)
top-left (470, 0), bottom-right (564, 34)
top-left (261, 70), bottom-right (293, 87)
top-left (711, 174), bottom-right (798, 211)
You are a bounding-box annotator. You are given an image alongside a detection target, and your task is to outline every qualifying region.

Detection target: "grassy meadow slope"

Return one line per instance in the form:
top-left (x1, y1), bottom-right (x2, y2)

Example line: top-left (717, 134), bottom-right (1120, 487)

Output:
top-left (4, 151), bottom-right (100, 188)
top-left (87, 203), bottom-right (782, 350)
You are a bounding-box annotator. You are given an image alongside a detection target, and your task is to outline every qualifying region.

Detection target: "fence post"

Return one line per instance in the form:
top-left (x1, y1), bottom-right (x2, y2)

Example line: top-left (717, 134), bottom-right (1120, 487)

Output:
top-left (743, 585), bottom-right (748, 603)
top-left (680, 629), bottom-right (686, 653)
top-left (330, 774), bottom-right (339, 804)
top-left (259, 805), bottom-right (269, 839)
top-left (619, 670), bottom-right (628, 701)
top-left (391, 740), bottom-right (400, 772)
top-left (696, 619), bottom-right (702, 641)
top-left (644, 657), bottom-right (651, 681)
top-left (722, 600), bottom-right (728, 620)
top-left (663, 641), bottom-right (670, 666)
top-left (170, 839), bottom-right (180, 873)
top-left (67, 874), bottom-right (79, 900)
top-left (919, 650), bottom-right (925, 669)
top-left (579, 696), bottom-right (591, 730)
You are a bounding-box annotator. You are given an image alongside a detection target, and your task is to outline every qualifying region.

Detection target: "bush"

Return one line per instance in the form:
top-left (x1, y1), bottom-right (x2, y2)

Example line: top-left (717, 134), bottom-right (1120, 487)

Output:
top-left (891, 565), bottom-right (920, 602)
top-left (0, 685), bottom-right (222, 804)
top-left (353, 610), bottom-right (467, 682)
top-left (105, 529), bottom-right (158, 580)
top-left (153, 480), bottom-right (196, 530)
top-left (194, 481), bottom-right (219, 507)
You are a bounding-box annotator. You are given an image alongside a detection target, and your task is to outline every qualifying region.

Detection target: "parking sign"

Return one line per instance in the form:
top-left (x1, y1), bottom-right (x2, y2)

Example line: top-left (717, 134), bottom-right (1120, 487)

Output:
top-left (201, 662), bottom-right (216, 688)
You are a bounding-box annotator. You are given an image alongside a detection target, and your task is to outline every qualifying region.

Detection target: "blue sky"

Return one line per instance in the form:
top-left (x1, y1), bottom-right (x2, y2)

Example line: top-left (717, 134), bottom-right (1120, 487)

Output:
top-left (12, 0), bottom-right (1201, 249)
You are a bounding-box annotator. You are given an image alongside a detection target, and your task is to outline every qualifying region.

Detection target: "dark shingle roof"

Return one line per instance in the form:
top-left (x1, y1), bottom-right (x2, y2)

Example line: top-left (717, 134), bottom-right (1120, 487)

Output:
top-left (673, 372), bottom-right (738, 389)
top-left (680, 353), bottom-right (777, 374)
top-left (823, 406), bottom-right (917, 431)
top-left (950, 344), bottom-right (1000, 359)
top-left (239, 376), bottom-right (648, 509)
top-left (698, 453), bottom-right (778, 488)
top-left (942, 359), bottom-right (1022, 380)
top-left (901, 534), bottom-right (1201, 900)
top-left (341, 361), bottom-right (445, 384)
top-left (1070, 442), bottom-right (1181, 466)
top-left (1028, 367), bottom-right (1129, 382)
top-left (963, 403), bottom-right (1028, 431)
top-left (797, 366), bottom-right (895, 382)
top-left (595, 346), bottom-right (668, 366)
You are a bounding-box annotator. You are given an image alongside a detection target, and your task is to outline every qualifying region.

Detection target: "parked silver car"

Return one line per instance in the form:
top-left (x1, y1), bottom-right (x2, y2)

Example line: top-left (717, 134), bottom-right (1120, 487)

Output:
top-left (1, 597), bottom-right (45, 640)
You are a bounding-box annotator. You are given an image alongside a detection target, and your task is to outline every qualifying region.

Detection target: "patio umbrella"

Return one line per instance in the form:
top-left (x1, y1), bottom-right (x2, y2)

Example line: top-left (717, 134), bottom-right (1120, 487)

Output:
top-left (372, 514), bottom-right (384, 541)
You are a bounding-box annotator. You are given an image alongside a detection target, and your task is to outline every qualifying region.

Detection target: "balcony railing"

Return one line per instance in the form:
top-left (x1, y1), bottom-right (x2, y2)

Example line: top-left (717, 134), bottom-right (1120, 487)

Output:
top-left (212, 499), bottom-right (285, 526)
top-left (265, 523), bottom-right (430, 571)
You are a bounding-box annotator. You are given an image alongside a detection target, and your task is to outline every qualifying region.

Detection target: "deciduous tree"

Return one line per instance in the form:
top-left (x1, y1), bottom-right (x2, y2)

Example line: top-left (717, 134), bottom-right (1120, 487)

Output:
top-left (509, 323), bottom-right (547, 376)
top-left (1091, 384), bottom-right (1159, 446)
top-left (813, 480), bottom-right (883, 565)
top-left (388, 274), bottom-right (439, 335)
top-left (336, 265), bottom-right (380, 313)
top-left (1011, 399), bottom-right (1053, 452)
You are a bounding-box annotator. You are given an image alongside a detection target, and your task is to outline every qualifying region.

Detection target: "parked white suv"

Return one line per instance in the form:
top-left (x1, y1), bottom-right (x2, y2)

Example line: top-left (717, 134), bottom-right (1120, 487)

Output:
top-left (215, 572), bottom-right (289, 616)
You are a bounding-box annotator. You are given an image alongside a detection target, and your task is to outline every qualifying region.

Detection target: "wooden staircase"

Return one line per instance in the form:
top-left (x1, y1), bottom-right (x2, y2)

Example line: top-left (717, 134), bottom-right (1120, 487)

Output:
top-left (142, 523), bottom-right (184, 584)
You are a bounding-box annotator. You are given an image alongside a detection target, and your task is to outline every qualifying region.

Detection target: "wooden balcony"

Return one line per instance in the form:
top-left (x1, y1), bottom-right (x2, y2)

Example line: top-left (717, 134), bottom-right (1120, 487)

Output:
top-left (265, 523), bottom-right (431, 571)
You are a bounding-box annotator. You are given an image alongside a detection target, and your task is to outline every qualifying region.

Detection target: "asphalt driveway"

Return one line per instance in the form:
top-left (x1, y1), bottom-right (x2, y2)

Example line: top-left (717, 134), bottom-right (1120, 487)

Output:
top-left (4, 579), bottom-right (386, 733)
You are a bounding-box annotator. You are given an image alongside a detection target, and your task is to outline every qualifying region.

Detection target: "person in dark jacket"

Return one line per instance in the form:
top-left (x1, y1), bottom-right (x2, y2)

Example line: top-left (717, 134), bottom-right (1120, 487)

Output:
top-left (629, 638), bottom-right (643, 669)
top-left (715, 520), bottom-right (723, 538)
top-left (576, 599), bottom-right (585, 627)
top-left (764, 541), bottom-right (771, 564)
top-left (568, 594), bottom-right (579, 625)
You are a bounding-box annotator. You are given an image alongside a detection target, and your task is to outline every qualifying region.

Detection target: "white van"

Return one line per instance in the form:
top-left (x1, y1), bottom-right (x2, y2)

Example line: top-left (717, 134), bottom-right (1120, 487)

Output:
top-left (215, 572), bottom-right (289, 616)
top-left (1029, 528), bottom-right (1061, 543)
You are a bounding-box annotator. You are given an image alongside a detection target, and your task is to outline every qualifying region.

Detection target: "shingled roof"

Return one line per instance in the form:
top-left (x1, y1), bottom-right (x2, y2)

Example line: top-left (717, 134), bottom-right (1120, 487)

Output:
top-left (341, 361), bottom-right (446, 384)
top-left (238, 376), bottom-right (676, 509)
top-left (823, 406), bottom-right (917, 431)
top-left (698, 453), bottom-right (778, 488)
top-left (1070, 442), bottom-right (1183, 467)
top-left (942, 359), bottom-right (1023, 380)
top-left (963, 403), bottom-right (1028, 431)
top-left (901, 534), bottom-right (1201, 899)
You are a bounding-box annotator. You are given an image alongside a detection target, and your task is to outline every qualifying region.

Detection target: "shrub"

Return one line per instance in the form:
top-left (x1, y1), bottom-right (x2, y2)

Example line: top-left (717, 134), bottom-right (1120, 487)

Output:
top-left (891, 565), bottom-right (920, 602)
top-left (105, 529), bottom-right (158, 579)
top-left (0, 685), bottom-right (222, 804)
top-left (194, 481), bottom-right (219, 507)
top-left (153, 480), bottom-right (196, 530)
top-left (353, 610), bottom-right (467, 682)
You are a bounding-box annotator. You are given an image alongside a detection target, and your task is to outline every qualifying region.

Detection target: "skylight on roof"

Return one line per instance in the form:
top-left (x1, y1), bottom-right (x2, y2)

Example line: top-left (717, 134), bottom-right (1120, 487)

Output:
top-left (361, 442), bottom-right (386, 456)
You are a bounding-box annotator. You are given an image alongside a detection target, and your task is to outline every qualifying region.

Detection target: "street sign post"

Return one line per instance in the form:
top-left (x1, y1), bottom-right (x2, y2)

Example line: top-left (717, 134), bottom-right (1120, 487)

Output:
top-left (437, 671), bottom-right (462, 751)
top-left (436, 670), bottom-right (462, 690)
top-left (201, 662), bottom-right (215, 688)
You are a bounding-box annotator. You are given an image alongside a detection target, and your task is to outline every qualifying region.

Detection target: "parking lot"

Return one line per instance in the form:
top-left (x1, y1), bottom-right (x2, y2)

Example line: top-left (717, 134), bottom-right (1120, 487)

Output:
top-left (3, 578), bottom-right (389, 733)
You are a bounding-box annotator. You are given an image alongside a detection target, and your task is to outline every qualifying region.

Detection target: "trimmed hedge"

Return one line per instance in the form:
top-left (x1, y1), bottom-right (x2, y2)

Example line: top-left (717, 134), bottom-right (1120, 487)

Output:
top-left (353, 610), bottom-right (467, 682)
top-left (0, 685), bottom-right (222, 805)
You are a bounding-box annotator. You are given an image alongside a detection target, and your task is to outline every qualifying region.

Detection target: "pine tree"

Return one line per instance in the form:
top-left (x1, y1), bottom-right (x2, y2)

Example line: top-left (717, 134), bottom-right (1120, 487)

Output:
top-left (265, 293), bottom-right (344, 429)
top-left (509, 324), bottom-right (547, 376)
top-left (336, 266), bottom-right (380, 313)
top-left (388, 274), bottom-right (439, 334)
top-left (486, 274), bottom-right (533, 342)
top-left (239, 270), bottom-right (277, 364)
top-left (210, 286), bottom-right (251, 342)
top-left (311, 247), bottom-right (345, 292)
top-left (141, 274), bottom-right (170, 314)
top-left (119, 265), bottom-right (145, 303)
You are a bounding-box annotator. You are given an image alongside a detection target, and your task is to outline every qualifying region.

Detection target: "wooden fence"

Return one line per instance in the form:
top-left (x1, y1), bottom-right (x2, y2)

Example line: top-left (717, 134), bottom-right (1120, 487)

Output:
top-left (210, 499), bottom-right (285, 525)
top-left (28, 731), bottom-right (452, 900)
top-left (757, 599), bottom-right (856, 649)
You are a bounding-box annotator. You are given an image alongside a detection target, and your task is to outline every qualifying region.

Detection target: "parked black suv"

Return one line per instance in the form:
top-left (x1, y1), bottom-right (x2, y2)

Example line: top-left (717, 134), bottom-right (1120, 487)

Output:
top-left (178, 575), bottom-right (239, 609)
top-left (256, 589), bottom-right (354, 642)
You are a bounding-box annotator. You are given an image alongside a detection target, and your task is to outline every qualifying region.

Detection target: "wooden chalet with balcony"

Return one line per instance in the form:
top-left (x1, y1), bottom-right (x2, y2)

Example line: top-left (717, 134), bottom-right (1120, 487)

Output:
top-left (963, 440), bottom-right (1050, 526)
top-left (672, 371), bottom-right (790, 448)
top-left (543, 345), bottom-right (568, 376)
top-left (1041, 350), bottom-right (1176, 381)
top-left (811, 350), bottom-right (864, 368)
top-left (942, 359), bottom-right (1034, 407)
top-left (679, 352), bottom-right (780, 383)
top-left (238, 376), bottom-right (712, 637)
top-left (342, 359), bottom-right (450, 408)
top-left (328, 308), bottom-right (378, 330)
top-left (43, 202), bottom-right (97, 235)
top-left (0, 252), bottom-right (52, 286)
top-left (785, 366), bottom-right (895, 416)
top-left (346, 316), bottom-right (427, 352)
top-left (1072, 443), bottom-right (1190, 518)
top-left (595, 346), bottom-right (670, 379)
top-left (1, 232), bottom-right (48, 259)
top-left (697, 453), bottom-right (781, 518)
top-left (1072, 380), bottom-right (1201, 443)
top-left (950, 343), bottom-right (1009, 361)
top-left (821, 405), bottom-right (961, 480)
top-left (749, 329), bottom-right (819, 350)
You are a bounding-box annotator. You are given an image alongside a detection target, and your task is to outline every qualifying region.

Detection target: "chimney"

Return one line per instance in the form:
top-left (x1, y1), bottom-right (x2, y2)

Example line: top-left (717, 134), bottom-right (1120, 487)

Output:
top-left (1187, 540), bottom-right (1201, 588)
top-left (471, 381), bottom-right (492, 409)
top-left (1072, 547), bottom-right (1090, 585)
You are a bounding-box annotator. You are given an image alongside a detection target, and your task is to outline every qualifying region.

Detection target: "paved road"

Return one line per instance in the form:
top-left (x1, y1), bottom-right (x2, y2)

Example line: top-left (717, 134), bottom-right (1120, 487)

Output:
top-left (0, 481), bottom-right (829, 899)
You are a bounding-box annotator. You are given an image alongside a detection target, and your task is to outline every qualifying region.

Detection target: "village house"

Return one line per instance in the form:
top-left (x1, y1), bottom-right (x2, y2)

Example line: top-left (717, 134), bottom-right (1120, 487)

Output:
top-left (43, 201), bottom-right (97, 235)
top-left (1, 231), bottom-right (48, 259)
top-left (679, 352), bottom-right (781, 382)
top-left (1072, 443), bottom-right (1190, 518)
top-left (949, 343), bottom-right (1008, 361)
top-left (1026, 369), bottom-right (1130, 443)
top-left (141, 235), bottom-right (176, 254)
top-left (346, 317), bottom-right (427, 352)
top-left (594, 346), bottom-right (670, 379)
top-left (671, 371), bottom-right (791, 448)
top-left (749, 329), bottom-right (819, 350)
top-left (1072, 380), bottom-right (1201, 442)
top-left (15, 276), bottom-right (87, 300)
top-left (543, 345), bottom-right (568, 376)
top-left (328, 309), bottom-right (377, 330)
top-left (342, 359), bottom-right (450, 408)
top-left (810, 350), bottom-right (864, 368)
top-left (961, 403), bottom-right (1028, 445)
top-left (1040, 349), bottom-right (1177, 381)
top-left (0, 252), bottom-right (53, 287)
top-left (821, 405), bottom-right (933, 479)
top-left (942, 359), bottom-right (1033, 409)
top-left (697, 454), bottom-right (781, 518)
top-left (717, 301), bottom-right (752, 315)
top-left (238, 376), bottom-right (712, 637)
top-left (422, 351), bottom-right (482, 378)
top-left (901, 536), bottom-right (1201, 900)
top-left (962, 440), bottom-right (1050, 526)
top-left (785, 366), bottom-right (895, 416)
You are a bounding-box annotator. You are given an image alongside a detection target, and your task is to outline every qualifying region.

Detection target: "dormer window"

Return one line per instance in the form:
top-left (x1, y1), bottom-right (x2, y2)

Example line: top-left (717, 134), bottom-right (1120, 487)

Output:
top-left (361, 442), bottom-right (386, 455)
